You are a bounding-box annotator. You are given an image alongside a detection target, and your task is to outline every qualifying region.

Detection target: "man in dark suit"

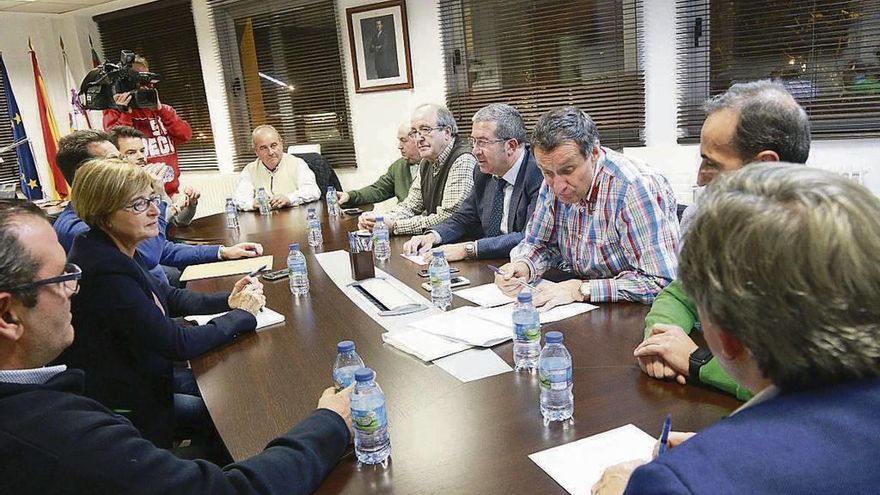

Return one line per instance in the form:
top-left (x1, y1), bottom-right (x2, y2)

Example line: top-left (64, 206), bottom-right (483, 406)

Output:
top-left (0, 200), bottom-right (354, 493)
top-left (592, 164), bottom-right (880, 495)
top-left (403, 103), bottom-right (542, 261)
top-left (369, 19), bottom-right (398, 78)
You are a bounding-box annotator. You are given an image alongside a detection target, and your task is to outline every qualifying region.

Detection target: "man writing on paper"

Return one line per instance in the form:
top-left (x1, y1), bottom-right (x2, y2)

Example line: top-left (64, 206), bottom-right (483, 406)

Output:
top-left (494, 106), bottom-right (679, 308)
top-left (54, 130), bottom-right (262, 287)
top-left (635, 81), bottom-right (811, 400)
top-left (402, 103), bottom-right (542, 261)
top-left (234, 125), bottom-right (321, 210)
top-left (337, 121), bottom-right (421, 207)
top-left (0, 200), bottom-right (355, 493)
top-left (358, 103), bottom-right (476, 235)
top-left (593, 164), bottom-right (880, 494)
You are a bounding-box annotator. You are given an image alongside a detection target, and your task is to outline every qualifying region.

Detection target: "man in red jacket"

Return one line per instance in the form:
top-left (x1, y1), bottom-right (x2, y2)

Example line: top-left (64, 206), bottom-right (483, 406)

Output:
top-left (103, 54), bottom-right (192, 196)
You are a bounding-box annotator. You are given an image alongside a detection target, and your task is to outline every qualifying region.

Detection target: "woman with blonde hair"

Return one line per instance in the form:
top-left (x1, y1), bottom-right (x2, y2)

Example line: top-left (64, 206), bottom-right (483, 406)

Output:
top-left (57, 159), bottom-right (264, 461)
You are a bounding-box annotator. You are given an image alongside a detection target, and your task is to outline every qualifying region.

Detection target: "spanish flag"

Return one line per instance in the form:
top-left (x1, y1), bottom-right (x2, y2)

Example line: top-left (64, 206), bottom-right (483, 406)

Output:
top-left (29, 38), bottom-right (68, 199)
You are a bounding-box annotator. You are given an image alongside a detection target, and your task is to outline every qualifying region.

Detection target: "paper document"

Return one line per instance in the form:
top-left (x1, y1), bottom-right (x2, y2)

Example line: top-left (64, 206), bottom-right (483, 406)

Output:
top-left (382, 328), bottom-right (470, 362)
top-left (180, 256), bottom-right (274, 282)
top-left (408, 306), bottom-right (511, 347)
top-left (433, 348), bottom-right (512, 383)
top-left (529, 424), bottom-right (656, 495)
top-left (473, 301), bottom-right (598, 327)
top-left (400, 253), bottom-right (428, 266)
top-left (184, 307), bottom-right (285, 331)
top-left (455, 280), bottom-right (552, 307)
top-left (357, 277), bottom-right (419, 310)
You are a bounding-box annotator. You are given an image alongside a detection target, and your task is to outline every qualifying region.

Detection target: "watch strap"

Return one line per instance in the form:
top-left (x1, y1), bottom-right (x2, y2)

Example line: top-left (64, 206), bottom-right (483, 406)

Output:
top-left (688, 347), bottom-right (713, 381)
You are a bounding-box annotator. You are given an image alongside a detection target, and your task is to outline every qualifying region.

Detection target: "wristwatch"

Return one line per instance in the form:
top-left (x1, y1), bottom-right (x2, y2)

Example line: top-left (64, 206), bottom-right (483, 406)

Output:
top-left (464, 241), bottom-right (476, 260)
top-left (578, 282), bottom-right (591, 302)
top-left (688, 347), bottom-right (713, 382)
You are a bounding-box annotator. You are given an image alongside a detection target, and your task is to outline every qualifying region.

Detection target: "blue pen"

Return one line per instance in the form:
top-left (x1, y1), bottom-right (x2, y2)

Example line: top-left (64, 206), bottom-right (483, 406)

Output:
top-left (658, 414), bottom-right (672, 455)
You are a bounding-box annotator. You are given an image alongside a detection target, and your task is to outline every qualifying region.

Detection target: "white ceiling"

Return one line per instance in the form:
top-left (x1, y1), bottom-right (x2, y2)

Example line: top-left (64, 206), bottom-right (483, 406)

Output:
top-left (0, 0), bottom-right (116, 15)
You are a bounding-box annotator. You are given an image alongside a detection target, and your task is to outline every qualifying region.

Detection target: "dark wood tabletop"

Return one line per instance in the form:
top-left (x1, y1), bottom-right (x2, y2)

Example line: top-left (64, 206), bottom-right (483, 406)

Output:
top-left (174, 203), bottom-right (739, 495)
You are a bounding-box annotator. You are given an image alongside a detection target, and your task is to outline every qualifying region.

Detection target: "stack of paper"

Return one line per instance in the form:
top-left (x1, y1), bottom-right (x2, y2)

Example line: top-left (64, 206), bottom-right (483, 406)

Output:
top-left (184, 307), bottom-right (285, 332)
top-left (454, 280), bottom-right (553, 307)
top-left (180, 255), bottom-right (274, 282)
top-left (381, 328), bottom-right (471, 362)
top-left (473, 301), bottom-right (599, 326)
top-left (529, 424), bottom-right (656, 494)
top-left (408, 306), bottom-right (511, 347)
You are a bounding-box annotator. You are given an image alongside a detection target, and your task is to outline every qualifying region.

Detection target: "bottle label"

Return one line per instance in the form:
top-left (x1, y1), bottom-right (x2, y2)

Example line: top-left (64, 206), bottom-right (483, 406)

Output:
top-left (374, 230), bottom-right (389, 242)
top-left (514, 322), bottom-right (541, 342)
top-left (353, 404), bottom-right (387, 434)
top-left (538, 366), bottom-right (572, 391)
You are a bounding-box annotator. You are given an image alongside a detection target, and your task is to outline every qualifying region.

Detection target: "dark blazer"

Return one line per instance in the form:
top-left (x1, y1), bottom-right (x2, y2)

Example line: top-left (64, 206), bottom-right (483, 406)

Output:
top-left (58, 228), bottom-right (256, 448)
top-left (432, 146), bottom-right (543, 259)
top-left (0, 369), bottom-right (350, 494)
top-left (625, 378), bottom-right (880, 494)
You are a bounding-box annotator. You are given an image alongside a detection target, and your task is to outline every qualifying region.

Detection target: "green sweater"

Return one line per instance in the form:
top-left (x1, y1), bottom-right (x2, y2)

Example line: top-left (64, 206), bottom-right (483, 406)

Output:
top-left (345, 157), bottom-right (415, 206)
top-left (644, 279), bottom-right (753, 401)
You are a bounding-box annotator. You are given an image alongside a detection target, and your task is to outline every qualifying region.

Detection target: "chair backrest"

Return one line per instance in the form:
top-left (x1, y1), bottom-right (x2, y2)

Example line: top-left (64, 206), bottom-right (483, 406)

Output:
top-left (676, 203), bottom-right (688, 222)
top-left (292, 152), bottom-right (342, 196)
top-left (287, 144), bottom-right (321, 155)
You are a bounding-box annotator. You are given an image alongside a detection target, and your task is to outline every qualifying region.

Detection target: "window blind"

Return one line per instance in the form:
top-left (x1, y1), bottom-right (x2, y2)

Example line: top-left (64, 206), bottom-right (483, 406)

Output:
top-left (439, 0), bottom-right (645, 150)
top-left (95, 0), bottom-right (217, 171)
top-left (207, 0), bottom-right (356, 170)
top-left (677, 0), bottom-right (880, 142)
top-left (0, 67), bottom-right (17, 187)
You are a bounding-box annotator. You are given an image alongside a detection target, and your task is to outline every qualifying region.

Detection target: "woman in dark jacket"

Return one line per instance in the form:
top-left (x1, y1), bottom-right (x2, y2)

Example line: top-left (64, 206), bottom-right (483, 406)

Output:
top-left (58, 159), bottom-right (264, 452)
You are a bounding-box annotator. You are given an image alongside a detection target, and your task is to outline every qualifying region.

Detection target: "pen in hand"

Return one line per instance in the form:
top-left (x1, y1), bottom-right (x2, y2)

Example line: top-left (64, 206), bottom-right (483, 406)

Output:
top-left (486, 265), bottom-right (537, 290)
top-left (658, 414), bottom-right (672, 456)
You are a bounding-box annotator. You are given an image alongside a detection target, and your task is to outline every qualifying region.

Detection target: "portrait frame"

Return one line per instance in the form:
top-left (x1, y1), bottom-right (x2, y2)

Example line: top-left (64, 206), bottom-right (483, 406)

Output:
top-left (346, 0), bottom-right (414, 93)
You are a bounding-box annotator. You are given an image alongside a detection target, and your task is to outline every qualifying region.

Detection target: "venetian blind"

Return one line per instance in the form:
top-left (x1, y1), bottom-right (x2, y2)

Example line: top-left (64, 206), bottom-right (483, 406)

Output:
top-left (0, 67), bottom-right (17, 187)
top-left (95, 0), bottom-right (217, 171)
top-left (677, 0), bottom-right (880, 142)
top-left (439, 0), bottom-right (645, 149)
top-left (207, 0), bottom-right (356, 170)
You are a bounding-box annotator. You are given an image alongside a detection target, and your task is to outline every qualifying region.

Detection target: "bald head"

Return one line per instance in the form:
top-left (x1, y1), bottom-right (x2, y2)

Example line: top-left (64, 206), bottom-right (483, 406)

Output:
top-left (252, 125), bottom-right (284, 170)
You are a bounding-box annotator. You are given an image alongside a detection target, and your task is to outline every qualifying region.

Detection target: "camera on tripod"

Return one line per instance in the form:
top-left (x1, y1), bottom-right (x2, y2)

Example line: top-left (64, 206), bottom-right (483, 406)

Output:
top-left (78, 50), bottom-right (162, 111)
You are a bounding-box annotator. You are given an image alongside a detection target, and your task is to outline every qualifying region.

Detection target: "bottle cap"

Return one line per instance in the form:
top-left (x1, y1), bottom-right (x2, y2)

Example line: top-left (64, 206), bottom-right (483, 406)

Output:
top-left (337, 340), bottom-right (355, 353)
top-left (308, 207), bottom-right (316, 212)
top-left (545, 331), bottom-right (563, 344)
top-left (355, 367), bottom-right (374, 382)
top-left (376, 215), bottom-right (384, 222)
top-left (432, 248), bottom-right (445, 258)
top-left (289, 242), bottom-right (300, 251)
top-left (517, 290), bottom-right (533, 303)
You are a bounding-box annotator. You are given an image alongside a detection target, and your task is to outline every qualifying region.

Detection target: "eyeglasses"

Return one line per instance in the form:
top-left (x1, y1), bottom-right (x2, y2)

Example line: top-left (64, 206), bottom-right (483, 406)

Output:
top-left (0, 263), bottom-right (82, 296)
top-left (468, 137), bottom-right (506, 149)
top-left (407, 126), bottom-right (445, 138)
top-left (123, 194), bottom-right (162, 214)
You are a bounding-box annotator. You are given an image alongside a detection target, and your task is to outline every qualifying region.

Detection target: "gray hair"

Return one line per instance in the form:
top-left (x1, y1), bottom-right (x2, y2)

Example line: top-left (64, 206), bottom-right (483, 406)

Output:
top-left (704, 80), bottom-right (811, 164)
top-left (472, 103), bottom-right (527, 145)
top-left (0, 201), bottom-right (49, 308)
top-left (415, 103), bottom-right (458, 135)
top-left (252, 124), bottom-right (283, 146)
top-left (531, 106), bottom-right (600, 157)
top-left (680, 163), bottom-right (880, 391)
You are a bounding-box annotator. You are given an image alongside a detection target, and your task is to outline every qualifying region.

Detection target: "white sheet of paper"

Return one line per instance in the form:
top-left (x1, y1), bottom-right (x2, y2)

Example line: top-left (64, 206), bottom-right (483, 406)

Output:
top-left (529, 424), bottom-right (656, 495)
top-left (381, 327), bottom-right (471, 362)
top-left (454, 280), bottom-right (552, 308)
top-left (358, 277), bottom-right (418, 310)
top-left (433, 348), bottom-right (512, 383)
top-left (184, 307), bottom-right (285, 332)
top-left (399, 253), bottom-right (428, 266)
top-left (408, 307), bottom-right (511, 347)
top-left (472, 301), bottom-right (599, 327)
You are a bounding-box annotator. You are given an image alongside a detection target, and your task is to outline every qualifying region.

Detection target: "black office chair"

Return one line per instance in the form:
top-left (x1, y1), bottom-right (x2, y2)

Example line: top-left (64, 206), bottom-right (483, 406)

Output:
top-left (677, 203), bottom-right (688, 223)
top-left (293, 152), bottom-right (343, 196)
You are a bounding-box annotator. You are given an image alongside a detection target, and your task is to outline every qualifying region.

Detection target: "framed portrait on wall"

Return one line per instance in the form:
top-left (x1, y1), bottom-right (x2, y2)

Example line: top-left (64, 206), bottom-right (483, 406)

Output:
top-left (346, 0), bottom-right (414, 93)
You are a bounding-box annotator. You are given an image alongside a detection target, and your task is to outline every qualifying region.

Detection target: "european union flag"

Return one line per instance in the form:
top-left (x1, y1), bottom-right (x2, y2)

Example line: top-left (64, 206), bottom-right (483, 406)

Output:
top-left (0, 52), bottom-right (43, 200)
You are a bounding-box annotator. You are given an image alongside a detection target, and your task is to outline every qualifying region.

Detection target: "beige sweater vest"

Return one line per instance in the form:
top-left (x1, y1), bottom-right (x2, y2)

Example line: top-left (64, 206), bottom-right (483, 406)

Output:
top-left (244, 153), bottom-right (301, 196)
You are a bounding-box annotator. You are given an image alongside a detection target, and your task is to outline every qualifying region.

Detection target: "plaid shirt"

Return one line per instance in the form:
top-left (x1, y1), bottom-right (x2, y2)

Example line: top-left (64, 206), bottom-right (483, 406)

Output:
top-left (388, 140), bottom-right (476, 235)
top-left (511, 148), bottom-right (679, 304)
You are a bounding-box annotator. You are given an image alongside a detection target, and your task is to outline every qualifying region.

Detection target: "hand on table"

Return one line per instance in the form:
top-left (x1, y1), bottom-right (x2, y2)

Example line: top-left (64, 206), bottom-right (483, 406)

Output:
top-left (269, 195), bottom-right (291, 209)
top-left (494, 261), bottom-right (531, 296)
top-left (532, 279), bottom-right (582, 312)
top-left (652, 431), bottom-right (695, 458)
top-left (403, 233), bottom-right (437, 255)
top-left (228, 276), bottom-right (265, 315)
top-left (633, 324), bottom-right (698, 385)
top-left (318, 385), bottom-right (354, 438)
top-left (220, 242), bottom-right (264, 260)
top-left (592, 459), bottom-right (645, 495)
top-left (424, 242), bottom-right (467, 263)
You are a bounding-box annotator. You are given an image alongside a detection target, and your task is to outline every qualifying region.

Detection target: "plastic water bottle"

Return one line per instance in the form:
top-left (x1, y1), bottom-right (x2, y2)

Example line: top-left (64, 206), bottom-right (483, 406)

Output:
top-left (333, 340), bottom-right (365, 390)
top-left (326, 186), bottom-right (341, 217)
top-left (287, 242), bottom-right (309, 295)
top-left (225, 197), bottom-right (239, 229)
top-left (306, 208), bottom-right (323, 247)
top-left (257, 187), bottom-right (271, 216)
top-left (538, 331), bottom-right (573, 425)
top-left (512, 290), bottom-right (541, 371)
top-left (351, 367), bottom-right (391, 465)
top-left (373, 216), bottom-right (390, 261)
top-left (429, 249), bottom-right (452, 310)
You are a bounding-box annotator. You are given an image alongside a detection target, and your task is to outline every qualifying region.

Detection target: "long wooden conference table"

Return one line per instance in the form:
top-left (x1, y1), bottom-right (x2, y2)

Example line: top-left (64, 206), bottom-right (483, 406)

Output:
top-left (172, 203), bottom-right (739, 494)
